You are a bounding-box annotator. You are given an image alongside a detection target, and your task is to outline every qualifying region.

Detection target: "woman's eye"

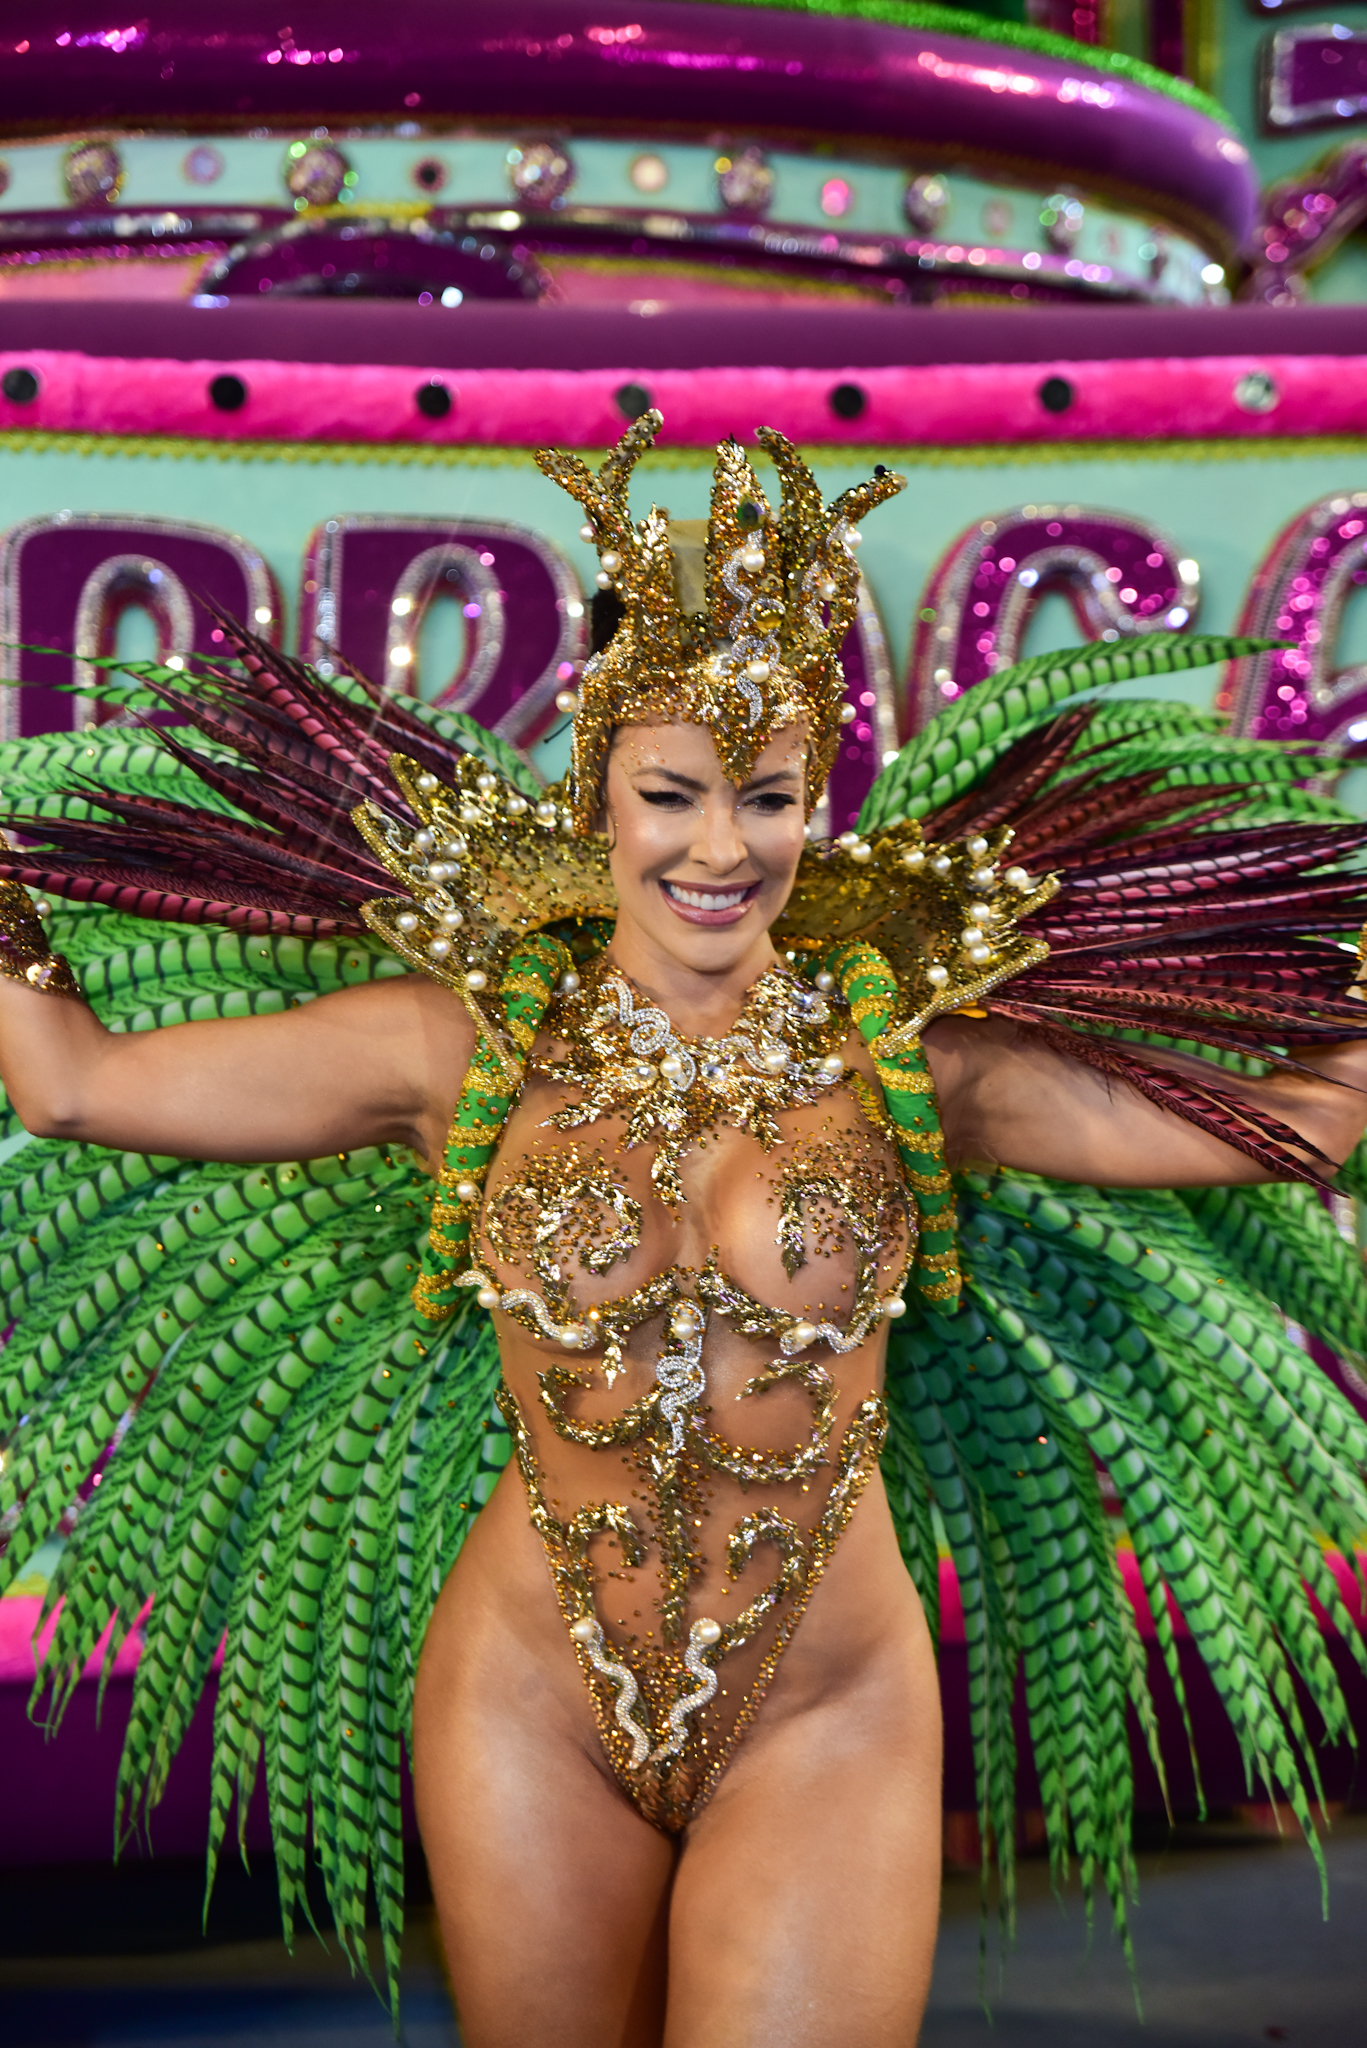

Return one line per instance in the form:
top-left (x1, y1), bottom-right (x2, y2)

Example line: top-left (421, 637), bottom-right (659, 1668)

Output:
top-left (639, 789), bottom-right (691, 809)
top-left (746, 792), bottom-right (798, 814)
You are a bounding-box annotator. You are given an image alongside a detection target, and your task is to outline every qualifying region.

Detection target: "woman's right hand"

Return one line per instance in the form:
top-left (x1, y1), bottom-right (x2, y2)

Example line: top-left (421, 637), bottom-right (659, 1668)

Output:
top-left (0, 969), bottom-right (476, 1174)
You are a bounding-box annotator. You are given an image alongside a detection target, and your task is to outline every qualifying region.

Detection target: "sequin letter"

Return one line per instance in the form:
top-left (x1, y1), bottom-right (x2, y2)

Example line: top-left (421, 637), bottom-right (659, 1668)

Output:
top-left (909, 506), bottom-right (1199, 721)
top-left (0, 515), bottom-right (279, 745)
top-left (297, 514), bottom-right (584, 748)
top-left (1221, 490), bottom-right (1367, 756)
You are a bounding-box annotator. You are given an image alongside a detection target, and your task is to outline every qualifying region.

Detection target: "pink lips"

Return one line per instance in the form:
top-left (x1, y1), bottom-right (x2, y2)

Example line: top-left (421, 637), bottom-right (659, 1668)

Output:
top-left (660, 878), bottom-right (760, 927)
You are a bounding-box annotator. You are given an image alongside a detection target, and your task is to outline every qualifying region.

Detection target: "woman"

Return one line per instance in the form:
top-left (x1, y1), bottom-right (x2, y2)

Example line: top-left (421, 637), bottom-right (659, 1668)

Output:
top-left (2, 416), bottom-right (1366, 2046)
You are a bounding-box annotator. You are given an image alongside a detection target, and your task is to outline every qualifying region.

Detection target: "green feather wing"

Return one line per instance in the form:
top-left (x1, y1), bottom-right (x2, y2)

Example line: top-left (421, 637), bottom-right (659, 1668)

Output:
top-left (889, 1171), bottom-right (1367, 1951)
top-left (879, 648), bottom-right (1367, 1956)
top-left (0, 720), bottom-right (509, 2019)
top-left (859, 632), bottom-right (1311, 831)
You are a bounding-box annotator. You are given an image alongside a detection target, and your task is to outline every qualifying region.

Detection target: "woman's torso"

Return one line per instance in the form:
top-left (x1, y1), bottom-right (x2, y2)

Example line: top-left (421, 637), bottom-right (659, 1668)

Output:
top-left (468, 961), bottom-right (914, 1828)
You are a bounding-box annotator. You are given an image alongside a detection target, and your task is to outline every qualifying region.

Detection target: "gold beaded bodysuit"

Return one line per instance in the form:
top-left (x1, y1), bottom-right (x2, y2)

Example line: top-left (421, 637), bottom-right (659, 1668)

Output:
top-left (467, 958), bottom-right (912, 1831)
top-left (347, 418), bottom-right (1019, 1828)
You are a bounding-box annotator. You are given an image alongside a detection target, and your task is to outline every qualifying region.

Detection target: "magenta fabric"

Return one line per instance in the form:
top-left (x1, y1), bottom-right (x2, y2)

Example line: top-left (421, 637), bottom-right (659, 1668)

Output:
top-left (4, 346), bottom-right (1367, 448)
top-left (4, 301), bottom-right (1367, 373)
top-left (0, 1595), bottom-right (149, 1687)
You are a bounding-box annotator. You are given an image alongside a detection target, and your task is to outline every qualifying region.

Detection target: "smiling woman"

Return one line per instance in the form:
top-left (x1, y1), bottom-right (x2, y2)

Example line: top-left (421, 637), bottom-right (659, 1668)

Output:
top-left (608, 723), bottom-right (807, 941)
top-left (1, 414), bottom-right (1367, 2048)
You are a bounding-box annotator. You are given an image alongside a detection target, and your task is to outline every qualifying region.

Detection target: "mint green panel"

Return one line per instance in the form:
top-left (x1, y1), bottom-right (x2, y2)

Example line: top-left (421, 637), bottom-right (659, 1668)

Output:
top-left (5, 431), bottom-right (1367, 712)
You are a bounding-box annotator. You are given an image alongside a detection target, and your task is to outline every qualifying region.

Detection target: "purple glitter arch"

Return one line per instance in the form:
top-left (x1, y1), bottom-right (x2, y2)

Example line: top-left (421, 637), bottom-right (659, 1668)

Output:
top-left (0, 3), bottom-right (1255, 255)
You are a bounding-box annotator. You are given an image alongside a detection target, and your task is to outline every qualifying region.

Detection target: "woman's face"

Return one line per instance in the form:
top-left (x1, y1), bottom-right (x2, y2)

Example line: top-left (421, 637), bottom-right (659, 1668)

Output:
top-left (602, 721), bottom-right (807, 975)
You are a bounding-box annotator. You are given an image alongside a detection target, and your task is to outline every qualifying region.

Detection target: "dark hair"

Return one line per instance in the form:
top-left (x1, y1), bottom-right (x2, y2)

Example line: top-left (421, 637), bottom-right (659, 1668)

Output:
top-left (589, 587), bottom-right (625, 656)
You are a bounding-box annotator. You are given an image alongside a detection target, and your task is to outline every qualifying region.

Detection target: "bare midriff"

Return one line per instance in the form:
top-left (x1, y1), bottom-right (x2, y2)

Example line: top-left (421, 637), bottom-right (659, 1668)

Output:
top-left (471, 983), bottom-right (912, 1833)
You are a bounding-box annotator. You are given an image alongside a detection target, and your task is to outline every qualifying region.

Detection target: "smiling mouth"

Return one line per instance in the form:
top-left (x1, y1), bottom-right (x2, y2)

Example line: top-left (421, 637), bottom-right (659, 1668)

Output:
top-left (660, 879), bottom-right (760, 925)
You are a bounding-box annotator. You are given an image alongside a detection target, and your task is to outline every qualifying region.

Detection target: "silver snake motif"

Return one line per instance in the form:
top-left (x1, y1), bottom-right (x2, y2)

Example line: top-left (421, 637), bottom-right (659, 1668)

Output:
top-left (570, 1614), bottom-right (653, 1769)
top-left (651, 1617), bottom-right (723, 1763)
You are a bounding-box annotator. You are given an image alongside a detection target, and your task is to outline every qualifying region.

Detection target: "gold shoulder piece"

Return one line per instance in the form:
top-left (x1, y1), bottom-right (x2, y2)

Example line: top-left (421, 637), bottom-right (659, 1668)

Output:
top-left (774, 819), bottom-right (1057, 1040)
top-left (352, 751), bottom-right (617, 1080)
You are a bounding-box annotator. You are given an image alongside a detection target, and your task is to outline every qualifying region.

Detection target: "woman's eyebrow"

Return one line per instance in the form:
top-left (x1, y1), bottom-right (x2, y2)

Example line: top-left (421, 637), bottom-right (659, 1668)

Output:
top-left (626, 764), bottom-right (801, 792)
top-left (627, 766), bottom-right (707, 791)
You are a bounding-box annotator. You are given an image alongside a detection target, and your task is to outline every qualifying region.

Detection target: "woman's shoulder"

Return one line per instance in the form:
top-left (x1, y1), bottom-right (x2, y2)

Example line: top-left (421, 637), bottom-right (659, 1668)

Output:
top-left (333, 966), bottom-right (480, 1048)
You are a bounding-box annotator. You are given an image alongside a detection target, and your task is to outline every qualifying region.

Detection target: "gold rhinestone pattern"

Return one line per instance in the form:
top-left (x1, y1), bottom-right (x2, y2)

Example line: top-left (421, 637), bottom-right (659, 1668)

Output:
top-left (477, 965), bottom-right (911, 1831)
top-left (534, 955), bottom-right (850, 1206)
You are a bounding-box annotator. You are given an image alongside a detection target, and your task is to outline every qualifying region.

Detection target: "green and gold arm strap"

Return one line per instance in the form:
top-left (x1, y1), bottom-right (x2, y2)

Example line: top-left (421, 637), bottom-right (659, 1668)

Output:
top-left (819, 936), bottom-right (962, 1318)
top-left (0, 881), bottom-right (81, 999)
top-left (413, 928), bottom-right (574, 1322)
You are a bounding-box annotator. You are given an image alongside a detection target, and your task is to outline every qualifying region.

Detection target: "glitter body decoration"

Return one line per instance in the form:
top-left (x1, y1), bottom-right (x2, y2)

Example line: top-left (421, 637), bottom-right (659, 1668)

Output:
top-left (476, 960), bottom-right (910, 1829)
top-left (537, 959), bottom-right (850, 1206)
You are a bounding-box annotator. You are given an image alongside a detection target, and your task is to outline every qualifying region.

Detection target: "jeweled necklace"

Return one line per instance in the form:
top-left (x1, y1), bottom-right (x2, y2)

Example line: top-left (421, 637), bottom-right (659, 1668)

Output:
top-left (537, 955), bottom-right (850, 1204)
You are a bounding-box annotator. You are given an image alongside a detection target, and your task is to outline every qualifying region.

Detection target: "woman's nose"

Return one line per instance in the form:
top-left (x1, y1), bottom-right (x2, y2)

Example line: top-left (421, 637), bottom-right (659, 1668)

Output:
top-left (692, 797), bottom-right (746, 871)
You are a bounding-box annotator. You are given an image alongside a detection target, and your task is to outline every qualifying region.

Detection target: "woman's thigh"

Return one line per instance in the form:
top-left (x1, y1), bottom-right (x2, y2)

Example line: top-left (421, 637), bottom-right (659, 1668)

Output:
top-left (413, 1473), bottom-right (941, 2048)
top-left (412, 1485), bottom-right (678, 2048)
top-left (664, 1582), bottom-right (943, 2047)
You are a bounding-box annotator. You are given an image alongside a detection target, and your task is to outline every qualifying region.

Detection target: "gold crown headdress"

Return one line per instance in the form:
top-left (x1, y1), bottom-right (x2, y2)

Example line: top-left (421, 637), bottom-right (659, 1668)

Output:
top-left (534, 412), bottom-right (905, 832)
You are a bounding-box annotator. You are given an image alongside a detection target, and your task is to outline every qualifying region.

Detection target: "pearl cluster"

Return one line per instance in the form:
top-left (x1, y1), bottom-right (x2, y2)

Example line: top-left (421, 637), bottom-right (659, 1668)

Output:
top-left (898, 828), bottom-right (1036, 992)
top-left (353, 750), bottom-right (586, 1010)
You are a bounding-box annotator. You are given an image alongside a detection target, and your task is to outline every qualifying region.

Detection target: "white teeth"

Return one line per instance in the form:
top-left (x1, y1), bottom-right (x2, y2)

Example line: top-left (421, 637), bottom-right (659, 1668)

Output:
top-left (665, 883), bottom-right (748, 911)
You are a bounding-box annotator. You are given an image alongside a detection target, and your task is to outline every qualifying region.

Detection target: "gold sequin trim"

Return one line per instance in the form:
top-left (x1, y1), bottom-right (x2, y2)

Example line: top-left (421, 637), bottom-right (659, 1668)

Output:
top-left (442, 1120), bottom-right (508, 1148)
top-left (918, 1276), bottom-right (960, 1301)
top-left (849, 992), bottom-right (893, 1028)
top-left (905, 1167), bottom-right (953, 1195)
top-left (873, 1059), bottom-right (937, 1095)
top-left (412, 1271), bottom-right (461, 1317)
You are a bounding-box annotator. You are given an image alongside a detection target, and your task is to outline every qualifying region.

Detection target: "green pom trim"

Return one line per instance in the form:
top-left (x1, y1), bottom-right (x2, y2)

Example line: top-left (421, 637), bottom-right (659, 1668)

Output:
top-left (821, 937), bottom-right (962, 1317)
top-left (413, 931), bottom-right (572, 1320)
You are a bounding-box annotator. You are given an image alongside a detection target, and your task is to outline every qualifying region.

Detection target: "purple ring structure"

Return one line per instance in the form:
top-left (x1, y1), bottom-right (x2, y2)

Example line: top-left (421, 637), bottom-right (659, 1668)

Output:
top-left (0, 3), bottom-right (1256, 254)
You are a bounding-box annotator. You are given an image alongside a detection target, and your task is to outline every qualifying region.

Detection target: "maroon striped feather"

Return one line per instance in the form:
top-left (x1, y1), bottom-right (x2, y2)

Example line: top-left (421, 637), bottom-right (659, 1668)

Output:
top-left (999, 1013), bottom-right (1343, 1184)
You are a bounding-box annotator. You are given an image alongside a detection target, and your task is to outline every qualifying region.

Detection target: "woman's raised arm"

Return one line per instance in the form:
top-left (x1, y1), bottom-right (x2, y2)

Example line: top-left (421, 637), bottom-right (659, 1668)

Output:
top-left (0, 971), bottom-right (475, 1175)
top-left (925, 1011), bottom-right (1367, 1187)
